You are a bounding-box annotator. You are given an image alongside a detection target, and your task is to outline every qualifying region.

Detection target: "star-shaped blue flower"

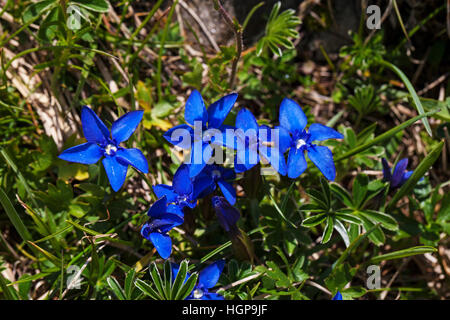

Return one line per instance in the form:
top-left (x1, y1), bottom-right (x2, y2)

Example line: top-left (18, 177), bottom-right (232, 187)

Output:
top-left (278, 98), bottom-right (343, 180)
top-left (140, 196), bottom-right (184, 259)
top-left (171, 260), bottom-right (225, 300)
top-left (153, 164), bottom-right (210, 209)
top-left (381, 158), bottom-right (414, 188)
top-left (58, 106), bottom-right (148, 191)
top-left (211, 196), bottom-right (240, 234)
top-left (232, 108), bottom-right (287, 175)
top-left (194, 165), bottom-right (237, 205)
top-left (163, 90), bottom-right (238, 178)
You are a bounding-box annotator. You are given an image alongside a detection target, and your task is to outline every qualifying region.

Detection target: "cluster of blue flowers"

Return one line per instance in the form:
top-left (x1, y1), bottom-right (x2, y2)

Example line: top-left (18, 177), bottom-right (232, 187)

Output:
top-left (58, 91), bottom-right (417, 300)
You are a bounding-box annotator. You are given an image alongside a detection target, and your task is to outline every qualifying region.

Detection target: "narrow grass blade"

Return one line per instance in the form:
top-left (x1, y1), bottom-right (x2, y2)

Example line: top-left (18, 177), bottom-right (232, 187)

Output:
top-left (387, 141), bottom-right (444, 210)
top-left (379, 59), bottom-right (432, 136)
top-left (370, 246), bottom-right (436, 264)
top-left (0, 187), bottom-right (32, 242)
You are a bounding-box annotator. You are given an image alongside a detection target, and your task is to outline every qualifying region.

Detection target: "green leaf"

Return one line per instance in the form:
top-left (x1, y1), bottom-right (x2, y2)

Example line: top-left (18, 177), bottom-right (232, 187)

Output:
top-left (370, 246), bottom-right (437, 264)
top-left (171, 260), bottom-right (189, 300)
top-left (177, 272), bottom-right (198, 300)
top-left (330, 183), bottom-right (353, 208)
top-left (353, 174), bottom-right (369, 209)
top-left (23, 0), bottom-right (56, 24)
top-left (334, 219), bottom-right (350, 247)
top-left (71, 0), bottom-right (109, 12)
top-left (107, 276), bottom-right (126, 300)
top-left (335, 110), bottom-right (439, 162)
top-left (359, 210), bottom-right (398, 231)
top-left (124, 269), bottom-right (136, 299)
top-left (387, 141), bottom-right (444, 210)
top-left (378, 59), bottom-right (432, 136)
top-left (301, 213), bottom-right (327, 227)
top-left (321, 216), bottom-right (334, 244)
top-left (135, 279), bottom-right (160, 300)
top-left (0, 187), bottom-right (32, 242)
top-left (149, 262), bottom-right (166, 299)
top-left (359, 216), bottom-right (385, 246)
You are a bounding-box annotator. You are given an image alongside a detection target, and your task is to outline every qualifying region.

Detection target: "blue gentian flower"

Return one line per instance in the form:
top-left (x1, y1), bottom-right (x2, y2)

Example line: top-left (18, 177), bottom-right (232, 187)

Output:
top-left (153, 164), bottom-right (210, 209)
top-left (211, 196), bottom-right (240, 234)
top-left (278, 98), bottom-right (343, 180)
top-left (381, 158), bottom-right (414, 188)
top-left (163, 90), bottom-right (238, 178)
top-left (332, 291), bottom-right (343, 300)
top-left (58, 106), bottom-right (148, 192)
top-left (194, 165), bottom-right (237, 205)
top-left (140, 196), bottom-right (184, 259)
top-left (171, 260), bottom-right (225, 300)
top-left (232, 108), bottom-right (287, 175)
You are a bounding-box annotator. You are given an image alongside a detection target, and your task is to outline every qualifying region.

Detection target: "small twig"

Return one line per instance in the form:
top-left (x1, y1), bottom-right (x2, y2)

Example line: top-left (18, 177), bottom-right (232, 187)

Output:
top-left (212, 0), bottom-right (243, 90)
top-left (179, 0), bottom-right (220, 52)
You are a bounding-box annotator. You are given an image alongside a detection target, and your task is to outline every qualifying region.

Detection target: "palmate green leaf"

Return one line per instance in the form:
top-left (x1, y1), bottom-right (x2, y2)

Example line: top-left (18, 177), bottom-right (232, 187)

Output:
top-left (22, 0), bottom-right (56, 24)
top-left (370, 246), bottom-right (437, 264)
top-left (124, 269), bottom-right (136, 299)
top-left (335, 110), bottom-right (439, 162)
top-left (359, 215), bottom-right (385, 246)
top-left (335, 210), bottom-right (362, 225)
top-left (256, 1), bottom-right (301, 57)
top-left (149, 262), bottom-right (166, 299)
top-left (177, 272), bottom-right (198, 300)
top-left (106, 276), bottom-right (126, 300)
top-left (332, 223), bottom-right (381, 270)
top-left (334, 219), bottom-right (350, 247)
top-left (378, 59), bottom-right (432, 136)
top-left (353, 174), bottom-right (369, 209)
top-left (171, 260), bottom-right (188, 300)
top-left (387, 141), bottom-right (444, 210)
top-left (330, 183), bottom-right (353, 208)
top-left (70, 0), bottom-right (109, 13)
top-left (321, 216), bottom-right (334, 244)
top-left (135, 278), bottom-right (160, 300)
top-left (301, 213), bottom-right (327, 227)
top-left (359, 210), bottom-right (398, 231)
top-left (163, 260), bottom-right (172, 299)
top-left (325, 262), bottom-right (356, 294)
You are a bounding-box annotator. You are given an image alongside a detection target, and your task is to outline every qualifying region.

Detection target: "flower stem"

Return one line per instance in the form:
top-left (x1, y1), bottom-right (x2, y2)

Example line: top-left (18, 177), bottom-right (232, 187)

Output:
top-left (213, 0), bottom-right (243, 91)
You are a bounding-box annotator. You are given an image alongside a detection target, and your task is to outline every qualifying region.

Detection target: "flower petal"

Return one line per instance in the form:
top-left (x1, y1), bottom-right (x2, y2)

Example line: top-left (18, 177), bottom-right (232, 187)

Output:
top-left (332, 291), bottom-right (343, 300)
top-left (199, 260), bottom-right (225, 289)
top-left (189, 142), bottom-right (213, 178)
top-left (116, 148), bottom-right (148, 173)
top-left (235, 108), bottom-right (258, 132)
top-left (276, 125), bottom-right (292, 153)
top-left (381, 158), bottom-right (392, 181)
top-left (153, 185), bottom-right (177, 203)
top-left (185, 89), bottom-right (207, 126)
top-left (279, 98), bottom-right (307, 134)
top-left (392, 158), bottom-right (408, 188)
top-left (309, 123), bottom-right (343, 141)
top-left (111, 110), bottom-right (144, 143)
top-left (287, 147), bottom-right (307, 178)
top-left (81, 106), bottom-right (110, 144)
top-left (207, 93), bottom-right (238, 128)
top-left (217, 180), bottom-right (236, 205)
top-left (259, 144), bottom-right (287, 176)
top-left (173, 164), bottom-right (194, 195)
top-left (234, 144), bottom-right (258, 173)
top-left (58, 142), bottom-right (103, 164)
top-left (149, 232), bottom-right (172, 259)
top-left (307, 145), bottom-right (336, 181)
top-left (147, 196), bottom-right (168, 219)
top-left (102, 156), bottom-right (128, 192)
top-left (163, 124), bottom-right (194, 149)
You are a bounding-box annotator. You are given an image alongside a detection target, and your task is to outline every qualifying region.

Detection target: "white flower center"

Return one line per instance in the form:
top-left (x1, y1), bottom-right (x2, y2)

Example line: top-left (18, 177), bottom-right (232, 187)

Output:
top-left (105, 144), bottom-right (117, 155)
top-left (193, 288), bottom-right (204, 299)
top-left (296, 139), bottom-right (306, 149)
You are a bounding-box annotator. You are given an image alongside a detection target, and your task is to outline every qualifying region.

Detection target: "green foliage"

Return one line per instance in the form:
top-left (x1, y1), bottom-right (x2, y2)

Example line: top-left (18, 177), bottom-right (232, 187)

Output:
top-left (256, 2), bottom-right (301, 57)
